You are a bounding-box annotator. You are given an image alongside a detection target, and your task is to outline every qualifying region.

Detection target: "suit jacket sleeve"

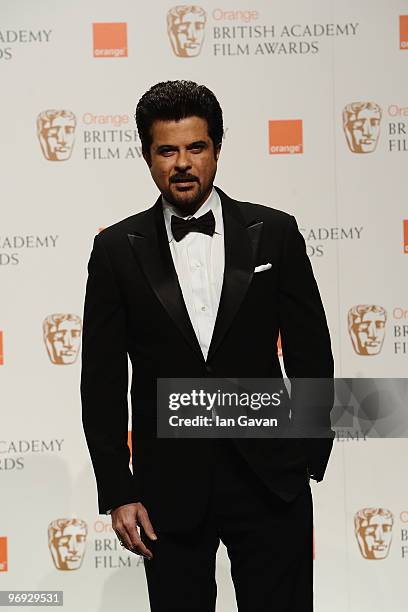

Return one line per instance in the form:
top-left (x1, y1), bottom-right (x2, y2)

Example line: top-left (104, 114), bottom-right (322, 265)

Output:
top-left (278, 215), bottom-right (335, 482)
top-left (80, 234), bottom-right (138, 514)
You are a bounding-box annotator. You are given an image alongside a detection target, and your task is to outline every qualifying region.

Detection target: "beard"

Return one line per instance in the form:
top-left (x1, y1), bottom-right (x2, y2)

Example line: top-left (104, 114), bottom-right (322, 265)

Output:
top-left (161, 171), bottom-right (216, 216)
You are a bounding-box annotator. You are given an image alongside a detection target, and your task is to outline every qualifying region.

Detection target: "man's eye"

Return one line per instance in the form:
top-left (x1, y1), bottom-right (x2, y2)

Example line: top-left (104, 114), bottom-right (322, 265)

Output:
top-left (190, 146), bottom-right (204, 153)
top-left (160, 150), bottom-right (175, 156)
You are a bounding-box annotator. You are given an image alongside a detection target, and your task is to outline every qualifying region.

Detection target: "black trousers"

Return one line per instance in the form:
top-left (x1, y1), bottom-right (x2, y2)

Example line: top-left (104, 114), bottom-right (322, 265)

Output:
top-left (141, 439), bottom-right (313, 612)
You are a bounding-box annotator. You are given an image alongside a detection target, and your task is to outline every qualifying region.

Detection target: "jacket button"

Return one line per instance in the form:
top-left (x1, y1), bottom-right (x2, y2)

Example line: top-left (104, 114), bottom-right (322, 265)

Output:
top-left (205, 365), bottom-right (213, 374)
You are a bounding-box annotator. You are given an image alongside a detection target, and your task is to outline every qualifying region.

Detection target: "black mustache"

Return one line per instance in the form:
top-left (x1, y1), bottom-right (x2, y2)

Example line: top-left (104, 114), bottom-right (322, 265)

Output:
top-left (170, 175), bottom-right (199, 183)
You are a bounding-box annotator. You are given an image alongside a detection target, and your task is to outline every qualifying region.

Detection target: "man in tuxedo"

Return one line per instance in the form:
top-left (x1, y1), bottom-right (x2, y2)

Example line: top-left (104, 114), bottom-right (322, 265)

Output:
top-left (81, 80), bottom-right (334, 611)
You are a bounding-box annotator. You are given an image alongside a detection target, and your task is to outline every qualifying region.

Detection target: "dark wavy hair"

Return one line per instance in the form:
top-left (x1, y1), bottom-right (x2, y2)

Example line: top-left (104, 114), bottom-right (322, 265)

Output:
top-left (135, 80), bottom-right (223, 162)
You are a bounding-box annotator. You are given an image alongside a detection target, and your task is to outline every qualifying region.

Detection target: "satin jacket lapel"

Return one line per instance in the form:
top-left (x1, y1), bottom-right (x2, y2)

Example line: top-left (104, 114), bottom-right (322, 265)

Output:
top-left (206, 187), bottom-right (263, 362)
top-left (127, 196), bottom-right (205, 363)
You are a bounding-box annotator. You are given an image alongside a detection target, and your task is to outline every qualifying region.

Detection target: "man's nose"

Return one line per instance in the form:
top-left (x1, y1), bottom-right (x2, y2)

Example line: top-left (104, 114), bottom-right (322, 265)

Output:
top-left (175, 150), bottom-right (192, 171)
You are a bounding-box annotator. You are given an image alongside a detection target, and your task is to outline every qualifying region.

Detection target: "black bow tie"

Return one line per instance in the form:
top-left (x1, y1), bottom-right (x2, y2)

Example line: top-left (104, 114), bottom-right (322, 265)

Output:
top-left (171, 209), bottom-right (216, 242)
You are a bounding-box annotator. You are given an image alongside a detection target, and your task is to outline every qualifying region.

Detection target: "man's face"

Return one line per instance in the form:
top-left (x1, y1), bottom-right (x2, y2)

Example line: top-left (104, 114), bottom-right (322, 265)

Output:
top-left (169, 10), bottom-right (206, 57)
top-left (52, 524), bottom-right (86, 570)
top-left (46, 319), bottom-right (82, 364)
top-left (351, 311), bottom-right (386, 355)
top-left (41, 116), bottom-right (76, 161)
top-left (346, 108), bottom-right (381, 153)
top-left (357, 514), bottom-right (393, 559)
top-left (145, 116), bottom-right (220, 216)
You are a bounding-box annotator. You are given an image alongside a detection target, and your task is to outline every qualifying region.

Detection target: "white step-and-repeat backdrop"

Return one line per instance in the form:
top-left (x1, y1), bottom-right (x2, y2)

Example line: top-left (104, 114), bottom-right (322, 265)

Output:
top-left (1, 1), bottom-right (408, 610)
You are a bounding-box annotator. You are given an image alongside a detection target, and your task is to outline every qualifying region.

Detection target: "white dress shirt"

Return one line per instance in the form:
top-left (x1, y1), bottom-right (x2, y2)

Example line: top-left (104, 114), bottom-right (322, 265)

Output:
top-left (162, 186), bottom-right (225, 361)
top-left (106, 187), bottom-right (225, 515)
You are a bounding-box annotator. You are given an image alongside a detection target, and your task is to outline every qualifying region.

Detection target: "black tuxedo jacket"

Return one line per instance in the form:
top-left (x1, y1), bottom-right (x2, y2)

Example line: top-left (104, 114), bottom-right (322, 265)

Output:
top-left (80, 186), bottom-right (334, 531)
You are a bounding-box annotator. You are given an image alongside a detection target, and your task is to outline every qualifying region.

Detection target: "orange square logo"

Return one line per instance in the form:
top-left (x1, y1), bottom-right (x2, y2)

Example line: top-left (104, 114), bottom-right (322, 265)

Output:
top-left (269, 120), bottom-right (303, 155)
top-left (403, 220), bottom-right (408, 253)
top-left (93, 23), bottom-right (128, 58)
top-left (0, 331), bottom-right (3, 365)
top-left (400, 16), bottom-right (408, 50)
top-left (0, 537), bottom-right (8, 572)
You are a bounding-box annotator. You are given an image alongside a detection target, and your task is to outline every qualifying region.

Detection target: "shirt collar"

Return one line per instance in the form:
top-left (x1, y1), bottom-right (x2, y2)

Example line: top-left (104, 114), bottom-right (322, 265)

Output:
top-left (162, 186), bottom-right (223, 243)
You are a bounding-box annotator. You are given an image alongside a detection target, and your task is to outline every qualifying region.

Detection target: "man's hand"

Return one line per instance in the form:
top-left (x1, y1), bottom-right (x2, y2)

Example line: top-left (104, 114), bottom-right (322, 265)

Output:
top-left (111, 502), bottom-right (157, 559)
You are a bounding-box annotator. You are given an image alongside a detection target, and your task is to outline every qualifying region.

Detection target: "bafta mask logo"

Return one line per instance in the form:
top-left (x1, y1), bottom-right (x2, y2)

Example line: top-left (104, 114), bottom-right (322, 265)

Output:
top-left (43, 314), bottom-right (82, 365)
top-left (343, 102), bottom-right (382, 154)
top-left (167, 6), bottom-right (206, 57)
top-left (354, 508), bottom-right (394, 560)
top-left (37, 110), bottom-right (76, 161)
top-left (348, 305), bottom-right (387, 356)
top-left (48, 518), bottom-right (87, 570)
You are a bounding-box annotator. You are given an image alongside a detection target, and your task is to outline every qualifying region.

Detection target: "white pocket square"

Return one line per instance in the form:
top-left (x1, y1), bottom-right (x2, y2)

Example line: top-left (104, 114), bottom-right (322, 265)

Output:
top-left (254, 263), bottom-right (272, 273)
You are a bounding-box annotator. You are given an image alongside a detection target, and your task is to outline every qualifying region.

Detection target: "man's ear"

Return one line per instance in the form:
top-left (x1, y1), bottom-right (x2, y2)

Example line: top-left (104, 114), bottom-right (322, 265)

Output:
top-left (215, 142), bottom-right (222, 161)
